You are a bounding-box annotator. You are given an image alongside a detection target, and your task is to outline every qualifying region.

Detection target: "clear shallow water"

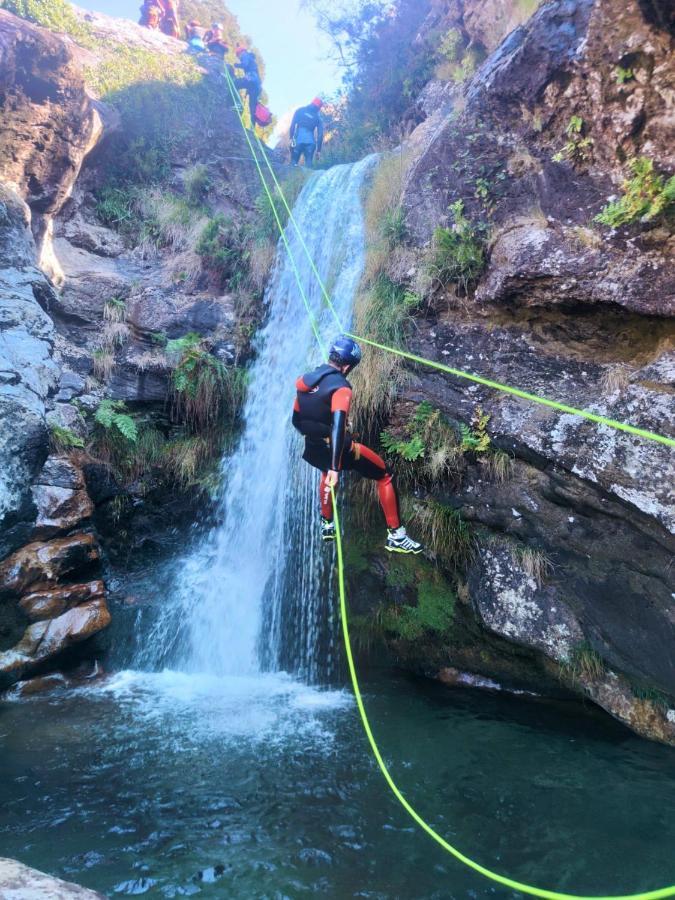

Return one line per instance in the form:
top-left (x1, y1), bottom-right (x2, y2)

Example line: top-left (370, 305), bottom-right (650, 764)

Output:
top-left (1, 670), bottom-right (674, 899)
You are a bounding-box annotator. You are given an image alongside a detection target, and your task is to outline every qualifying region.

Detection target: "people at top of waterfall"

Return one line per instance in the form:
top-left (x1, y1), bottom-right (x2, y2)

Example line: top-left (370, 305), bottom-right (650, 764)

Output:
top-left (290, 98), bottom-right (325, 168)
top-left (292, 336), bottom-right (424, 555)
top-left (139, 1), bottom-right (162, 29)
top-left (158, 0), bottom-right (180, 38)
top-left (140, 0), bottom-right (180, 37)
top-left (205, 22), bottom-right (229, 58)
top-left (185, 19), bottom-right (207, 51)
top-left (233, 45), bottom-right (262, 122)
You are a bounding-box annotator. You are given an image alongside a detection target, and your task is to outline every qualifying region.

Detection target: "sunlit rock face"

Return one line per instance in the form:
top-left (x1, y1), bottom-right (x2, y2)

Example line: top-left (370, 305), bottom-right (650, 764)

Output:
top-left (354, 0), bottom-right (675, 743)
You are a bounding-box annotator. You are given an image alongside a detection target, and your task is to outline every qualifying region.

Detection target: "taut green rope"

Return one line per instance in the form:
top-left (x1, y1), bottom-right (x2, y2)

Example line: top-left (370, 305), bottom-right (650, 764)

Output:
top-left (221, 67), bottom-right (675, 897)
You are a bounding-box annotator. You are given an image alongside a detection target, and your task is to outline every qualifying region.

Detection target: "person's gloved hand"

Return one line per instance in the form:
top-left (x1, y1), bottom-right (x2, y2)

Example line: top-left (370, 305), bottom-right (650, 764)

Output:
top-left (324, 470), bottom-right (339, 497)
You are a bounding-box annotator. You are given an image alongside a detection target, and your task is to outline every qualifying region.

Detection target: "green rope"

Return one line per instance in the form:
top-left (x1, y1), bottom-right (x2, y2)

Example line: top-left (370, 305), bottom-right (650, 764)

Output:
top-left (331, 487), bottom-right (675, 900)
top-left (223, 70), bottom-right (327, 359)
top-left (222, 82), bottom-right (673, 449)
top-left (219, 69), bottom-right (675, 896)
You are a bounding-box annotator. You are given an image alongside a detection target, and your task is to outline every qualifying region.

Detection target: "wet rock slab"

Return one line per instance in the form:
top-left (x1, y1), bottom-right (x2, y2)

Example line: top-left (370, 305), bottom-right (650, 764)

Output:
top-left (0, 858), bottom-right (104, 898)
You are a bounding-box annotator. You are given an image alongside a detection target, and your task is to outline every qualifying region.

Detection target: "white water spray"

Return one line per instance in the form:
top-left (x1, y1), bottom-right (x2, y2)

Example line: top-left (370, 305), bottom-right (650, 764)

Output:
top-left (156, 158), bottom-right (375, 679)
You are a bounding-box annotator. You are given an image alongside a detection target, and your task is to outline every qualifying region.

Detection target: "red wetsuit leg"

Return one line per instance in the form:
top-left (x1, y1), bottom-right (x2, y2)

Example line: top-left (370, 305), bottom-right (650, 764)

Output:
top-left (350, 444), bottom-right (401, 530)
top-left (319, 472), bottom-right (334, 520)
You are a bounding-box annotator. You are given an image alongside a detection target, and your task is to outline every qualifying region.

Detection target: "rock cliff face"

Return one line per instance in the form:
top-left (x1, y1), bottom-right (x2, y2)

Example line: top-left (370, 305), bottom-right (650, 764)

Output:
top-left (0, 7), bottom-right (269, 689)
top-left (353, 0), bottom-right (674, 742)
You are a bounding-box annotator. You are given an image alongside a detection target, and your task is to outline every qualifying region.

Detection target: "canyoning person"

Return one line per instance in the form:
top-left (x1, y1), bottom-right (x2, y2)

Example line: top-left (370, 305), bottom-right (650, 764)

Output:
top-left (139, 1), bottom-right (162, 29)
top-left (205, 22), bottom-right (229, 58)
top-left (185, 19), bottom-right (207, 51)
top-left (290, 98), bottom-right (324, 167)
top-left (292, 337), bottom-right (424, 554)
top-left (158, 0), bottom-right (180, 39)
top-left (234, 45), bottom-right (262, 122)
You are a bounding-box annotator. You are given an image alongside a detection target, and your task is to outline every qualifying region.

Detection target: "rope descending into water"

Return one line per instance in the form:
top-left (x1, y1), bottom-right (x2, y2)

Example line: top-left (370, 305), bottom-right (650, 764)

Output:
top-left (223, 66), bottom-right (675, 899)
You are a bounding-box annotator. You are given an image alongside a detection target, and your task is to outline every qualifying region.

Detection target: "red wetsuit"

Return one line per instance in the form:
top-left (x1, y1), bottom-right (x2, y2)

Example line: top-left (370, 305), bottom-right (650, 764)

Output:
top-left (292, 364), bottom-right (400, 529)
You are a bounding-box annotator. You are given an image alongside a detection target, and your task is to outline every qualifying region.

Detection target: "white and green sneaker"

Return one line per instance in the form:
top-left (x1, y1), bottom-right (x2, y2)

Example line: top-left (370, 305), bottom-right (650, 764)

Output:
top-left (321, 517), bottom-right (336, 542)
top-left (386, 527), bottom-right (423, 555)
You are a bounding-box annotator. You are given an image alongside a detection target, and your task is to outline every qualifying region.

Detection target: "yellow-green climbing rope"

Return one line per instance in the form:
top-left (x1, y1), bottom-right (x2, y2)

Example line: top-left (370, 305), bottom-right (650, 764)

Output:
top-left (222, 65), bottom-right (675, 898)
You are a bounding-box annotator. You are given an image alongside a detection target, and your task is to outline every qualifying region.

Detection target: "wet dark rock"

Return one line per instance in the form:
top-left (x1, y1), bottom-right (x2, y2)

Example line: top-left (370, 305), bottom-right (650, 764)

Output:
top-left (0, 857), bottom-right (104, 898)
top-left (55, 370), bottom-right (87, 402)
top-left (0, 533), bottom-right (101, 597)
top-left (0, 597), bottom-right (111, 686)
top-left (20, 579), bottom-right (105, 621)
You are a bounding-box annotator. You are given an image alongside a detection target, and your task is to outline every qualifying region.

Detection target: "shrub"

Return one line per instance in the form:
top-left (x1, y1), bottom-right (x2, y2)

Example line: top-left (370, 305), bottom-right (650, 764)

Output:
top-left (595, 157), bottom-right (675, 228)
top-left (428, 201), bottom-right (487, 293)
top-left (49, 423), bottom-right (84, 454)
top-left (183, 164), bottom-right (212, 207)
top-left (95, 186), bottom-right (138, 234)
top-left (196, 215), bottom-right (250, 289)
top-left (167, 334), bottom-right (246, 432)
top-left (381, 401), bottom-right (463, 486)
top-left (1, 0), bottom-right (90, 38)
top-left (381, 207), bottom-right (408, 247)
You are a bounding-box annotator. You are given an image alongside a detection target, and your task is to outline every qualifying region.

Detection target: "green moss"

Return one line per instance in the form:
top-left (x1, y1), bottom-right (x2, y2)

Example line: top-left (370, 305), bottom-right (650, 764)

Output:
top-left (382, 567), bottom-right (456, 642)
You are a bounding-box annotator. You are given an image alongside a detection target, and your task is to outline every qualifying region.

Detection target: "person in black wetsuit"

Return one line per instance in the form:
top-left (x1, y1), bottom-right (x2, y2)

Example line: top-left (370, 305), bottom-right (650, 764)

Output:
top-left (292, 336), bottom-right (423, 554)
top-left (290, 98), bottom-right (324, 167)
top-left (234, 45), bottom-right (262, 122)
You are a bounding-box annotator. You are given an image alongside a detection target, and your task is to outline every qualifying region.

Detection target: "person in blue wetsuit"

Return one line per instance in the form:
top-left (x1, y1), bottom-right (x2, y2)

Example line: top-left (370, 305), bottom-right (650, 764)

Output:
top-left (290, 98), bottom-right (325, 167)
top-left (234, 45), bottom-right (262, 122)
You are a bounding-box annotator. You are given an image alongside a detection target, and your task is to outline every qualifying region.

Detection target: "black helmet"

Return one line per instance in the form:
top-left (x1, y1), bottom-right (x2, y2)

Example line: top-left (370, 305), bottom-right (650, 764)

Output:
top-left (329, 335), bottom-right (362, 369)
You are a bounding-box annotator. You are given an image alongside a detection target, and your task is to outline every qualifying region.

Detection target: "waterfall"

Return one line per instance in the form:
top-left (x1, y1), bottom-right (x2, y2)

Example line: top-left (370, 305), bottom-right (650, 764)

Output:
top-left (138, 157), bottom-right (375, 682)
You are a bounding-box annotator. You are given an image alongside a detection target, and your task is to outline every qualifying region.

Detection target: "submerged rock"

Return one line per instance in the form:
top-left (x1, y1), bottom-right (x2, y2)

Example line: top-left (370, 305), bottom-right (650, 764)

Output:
top-left (0, 857), bottom-right (104, 898)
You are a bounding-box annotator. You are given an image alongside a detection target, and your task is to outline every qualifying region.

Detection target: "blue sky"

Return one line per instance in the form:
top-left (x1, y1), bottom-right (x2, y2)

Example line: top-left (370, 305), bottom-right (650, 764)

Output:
top-left (81, 0), bottom-right (342, 118)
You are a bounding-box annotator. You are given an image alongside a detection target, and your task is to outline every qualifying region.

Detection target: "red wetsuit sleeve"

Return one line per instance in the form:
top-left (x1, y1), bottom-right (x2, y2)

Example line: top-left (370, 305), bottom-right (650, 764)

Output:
top-left (331, 387), bottom-right (352, 414)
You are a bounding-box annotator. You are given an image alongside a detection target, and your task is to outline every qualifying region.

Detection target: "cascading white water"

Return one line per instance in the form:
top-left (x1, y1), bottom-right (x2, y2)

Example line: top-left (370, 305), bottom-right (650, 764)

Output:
top-left (160, 157), bottom-right (376, 680)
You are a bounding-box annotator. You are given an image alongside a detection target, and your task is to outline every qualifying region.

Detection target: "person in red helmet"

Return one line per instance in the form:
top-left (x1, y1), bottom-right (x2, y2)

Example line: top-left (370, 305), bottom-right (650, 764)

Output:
top-left (234, 45), bottom-right (262, 122)
top-left (290, 98), bottom-right (325, 167)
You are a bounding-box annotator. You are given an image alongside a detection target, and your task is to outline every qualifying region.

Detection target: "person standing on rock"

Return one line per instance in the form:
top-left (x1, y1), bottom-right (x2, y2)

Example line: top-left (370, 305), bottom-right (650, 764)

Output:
top-left (292, 336), bottom-right (424, 554)
top-left (234, 45), bottom-right (262, 122)
top-left (290, 98), bottom-right (324, 167)
top-left (185, 19), bottom-right (207, 51)
top-left (139, 1), bottom-right (162, 29)
top-left (158, 0), bottom-right (180, 38)
top-left (205, 23), bottom-right (229, 58)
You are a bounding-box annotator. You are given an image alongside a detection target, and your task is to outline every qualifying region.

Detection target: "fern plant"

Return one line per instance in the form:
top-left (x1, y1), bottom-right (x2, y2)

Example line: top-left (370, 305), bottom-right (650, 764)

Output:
top-left (460, 406), bottom-right (491, 453)
top-left (94, 400), bottom-right (138, 443)
top-left (595, 157), bottom-right (675, 228)
top-left (552, 115), bottom-right (593, 165)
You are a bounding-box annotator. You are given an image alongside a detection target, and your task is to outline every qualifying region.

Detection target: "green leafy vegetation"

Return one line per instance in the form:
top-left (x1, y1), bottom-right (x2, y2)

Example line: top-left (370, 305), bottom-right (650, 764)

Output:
top-left (615, 66), bottom-right (635, 84)
top-left (167, 333), bottom-right (247, 433)
top-left (0, 0), bottom-right (91, 39)
top-left (381, 566), bottom-right (456, 642)
top-left (381, 401), bottom-right (464, 486)
top-left (49, 423), bottom-right (84, 454)
top-left (403, 499), bottom-right (473, 568)
top-left (94, 400), bottom-right (139, 444)
top-left (196, 215), bottom-right (251, 290)
top-left (459, 406), bottom-right (491, 453)
top-left (552, 115), bottom-right (594, 166)
top-left (594, 157), bottom-right (675, 228)
top-left (563, 642), bottom-right (606, 684)
top-left (428, 201), bottom-right (487, 294)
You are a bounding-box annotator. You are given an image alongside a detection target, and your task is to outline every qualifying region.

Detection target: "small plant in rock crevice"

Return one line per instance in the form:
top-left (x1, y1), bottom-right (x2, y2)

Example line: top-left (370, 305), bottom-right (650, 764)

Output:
top-left (49, 424), bottom-right (84, 454)
top-left (381, 401), bottom-right (464, 487)
top-left (562, 642), bottom-right (606, 685)
top-left (512, 545), bottom-right (554, 587)
top-left (615, 66), bottom-right (635, 84)
top-left (595, 157), bottom-right (675, 228)
top-left (552, 115), bottom-right (594, 167)
top-left (402, 498), bottom-right (474, 569)
top-left (94, 400), bottom-right (139, 444)
top-left (428, 201), bottom-right (487, 294)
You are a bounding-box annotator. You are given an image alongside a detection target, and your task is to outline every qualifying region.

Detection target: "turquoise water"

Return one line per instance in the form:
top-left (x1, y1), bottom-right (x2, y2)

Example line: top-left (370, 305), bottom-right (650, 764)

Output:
top-left (1, 668), bottom-right (674, 898)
